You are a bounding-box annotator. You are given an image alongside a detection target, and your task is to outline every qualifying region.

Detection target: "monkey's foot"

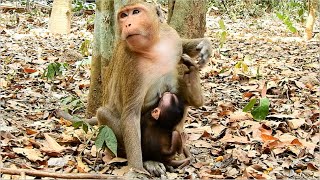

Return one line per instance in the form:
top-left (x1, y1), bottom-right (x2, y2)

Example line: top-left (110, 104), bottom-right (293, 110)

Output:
top-left (143, 161), bottom-right (166, 177)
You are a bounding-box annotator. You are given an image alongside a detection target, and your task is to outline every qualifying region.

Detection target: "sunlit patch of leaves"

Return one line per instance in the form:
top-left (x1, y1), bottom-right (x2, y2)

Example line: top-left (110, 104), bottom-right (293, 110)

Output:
top-left (61, 95), bottom-right (84, 114)
top-left (42, 62), bottom-right (68, 80)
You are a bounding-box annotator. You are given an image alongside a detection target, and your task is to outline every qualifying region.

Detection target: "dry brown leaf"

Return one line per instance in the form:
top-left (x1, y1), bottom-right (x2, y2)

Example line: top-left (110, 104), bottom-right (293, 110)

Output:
top-left (76, 156), bottom-right (90, 173)
top-left (26, 128), bottom-right (38, 135)
top-left (193, 140), bottom-right (212, 148)
top-left (0, 78), bottom-right (8, 88)
top-left (188, 133), bottom-right (203, 141)
top-left (12, 148), bottom-right (43, 162)
top-left (232, 149), bottom-right (250, 164)
top-left (287, 119), bottom-right (305, 130)
top-left (220, 133), bottom-right (249, 144)
top-left (112, 166), bottom-right (130, 176)
top-left (291, 139), bottom-right (303, 146)
top-left (261, 134), bottom-right (278, 142)
top-left (44, 133), bottom-right (65, 153)
top-left (229, 111), bottom-right (252, 122)
top-left (23, 67), bottom-right (37, 74)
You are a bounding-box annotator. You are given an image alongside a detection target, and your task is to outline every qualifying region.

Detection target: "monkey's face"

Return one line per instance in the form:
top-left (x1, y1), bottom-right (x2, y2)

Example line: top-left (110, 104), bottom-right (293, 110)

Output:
top-left (117, 4), bottom-right (160, 51)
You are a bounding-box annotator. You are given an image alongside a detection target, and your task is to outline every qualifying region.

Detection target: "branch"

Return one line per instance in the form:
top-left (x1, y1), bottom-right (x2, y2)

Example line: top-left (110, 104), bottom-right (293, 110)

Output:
top-left (0, 168), bottom-right (123, 179)
top-left (55, 109), bottom-right (98, 125)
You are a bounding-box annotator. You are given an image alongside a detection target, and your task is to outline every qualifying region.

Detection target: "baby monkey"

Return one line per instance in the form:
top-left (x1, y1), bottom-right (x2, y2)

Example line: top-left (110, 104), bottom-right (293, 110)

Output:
top-left (141, 92), bottom-right (191, 168)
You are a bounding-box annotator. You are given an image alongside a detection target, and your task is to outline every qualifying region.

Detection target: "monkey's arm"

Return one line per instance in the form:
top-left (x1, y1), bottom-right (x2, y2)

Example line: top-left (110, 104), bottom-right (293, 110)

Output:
top-left (161, 131), bottom-right (182, 156)
top-left (182, 38), bottom-right (212, 67)
top-left (178, 55), bottom-right (204, 108)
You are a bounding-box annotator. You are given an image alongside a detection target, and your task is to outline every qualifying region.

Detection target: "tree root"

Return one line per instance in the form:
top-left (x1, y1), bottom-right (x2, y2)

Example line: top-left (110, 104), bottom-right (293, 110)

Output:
top-left (0, 168), bottom-right (123, 179)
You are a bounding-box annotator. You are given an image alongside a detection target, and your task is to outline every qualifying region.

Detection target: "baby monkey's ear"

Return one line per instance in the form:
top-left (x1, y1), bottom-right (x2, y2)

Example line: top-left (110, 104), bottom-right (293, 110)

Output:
top-left (151, 108), bottom-right (161, 120)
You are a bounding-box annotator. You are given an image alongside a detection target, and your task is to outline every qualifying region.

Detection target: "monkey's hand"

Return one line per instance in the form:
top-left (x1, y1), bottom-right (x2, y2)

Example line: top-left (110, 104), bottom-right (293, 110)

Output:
top-left (196, 39), bottom-right (212, 68)
top-left (181, 54), bottom-right (199, 69)
top-left (143, 161), bottom-right (166, 177)
top-left (182, 66), bottom-right (204, 107)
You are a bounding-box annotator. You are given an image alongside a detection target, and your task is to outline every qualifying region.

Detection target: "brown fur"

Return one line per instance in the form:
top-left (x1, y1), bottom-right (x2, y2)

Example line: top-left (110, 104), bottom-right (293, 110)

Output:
top-left (96, 2), bottom-right (211, 176)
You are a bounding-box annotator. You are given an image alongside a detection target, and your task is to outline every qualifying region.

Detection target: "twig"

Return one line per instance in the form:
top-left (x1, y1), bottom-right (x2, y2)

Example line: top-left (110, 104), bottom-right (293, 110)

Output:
top-left (55, 109), bottom-right (98, 125)
top-left (0, 168), bottom-right (123, 179)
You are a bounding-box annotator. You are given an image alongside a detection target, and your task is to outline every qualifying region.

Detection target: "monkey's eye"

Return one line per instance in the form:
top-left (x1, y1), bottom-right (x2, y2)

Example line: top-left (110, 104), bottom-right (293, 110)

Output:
top-left (120, 12), bottom-right (128, 18)
top-left (132, 9), bottom-right (140, 15)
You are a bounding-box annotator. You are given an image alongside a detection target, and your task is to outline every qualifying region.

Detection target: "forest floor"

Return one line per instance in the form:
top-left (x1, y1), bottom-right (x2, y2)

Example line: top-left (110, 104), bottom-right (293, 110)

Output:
top-left (0, 6), bottom-right (319, 179)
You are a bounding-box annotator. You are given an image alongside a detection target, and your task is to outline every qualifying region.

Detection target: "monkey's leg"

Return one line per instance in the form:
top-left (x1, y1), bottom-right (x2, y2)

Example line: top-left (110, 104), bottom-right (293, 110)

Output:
top-left (166, 146), bottom-right (192, 168)
top-left (96, 107), bottom-right (125, 155)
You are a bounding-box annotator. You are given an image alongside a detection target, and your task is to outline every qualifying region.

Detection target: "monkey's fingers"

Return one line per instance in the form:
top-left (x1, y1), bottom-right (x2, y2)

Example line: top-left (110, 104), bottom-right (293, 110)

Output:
top-left (196, 40), bottom-right (212, 67)
top-left (143, 161), bottom-right (166, 177)
top-left (181, 54), bottom-right (199, 69)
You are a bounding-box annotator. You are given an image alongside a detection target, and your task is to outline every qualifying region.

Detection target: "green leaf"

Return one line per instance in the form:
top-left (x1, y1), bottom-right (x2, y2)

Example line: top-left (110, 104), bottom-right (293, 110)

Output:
top-left (47, 63), bottom-right (55, 79)
top-left (83, 123), bottom-right (88, 133)
top-left (243, 98), bottom-right (257, 112)
top-left (288, 26), bottom-right (297, 33)
top-left (218, 19), bottom-right (226, 30)
top-left (72, 121), bottom-right (84, 129)
top-left (276, 12), bottom-right (284, 20)
top-left (251, 98), bottom-right (270, 121)
top-left (95, 126), bottom-right (117, 156)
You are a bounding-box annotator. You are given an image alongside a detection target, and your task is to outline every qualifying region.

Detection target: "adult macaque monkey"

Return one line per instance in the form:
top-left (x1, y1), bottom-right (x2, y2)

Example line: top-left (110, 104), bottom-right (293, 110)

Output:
top-left (96, 0), bottom-right (212, 177)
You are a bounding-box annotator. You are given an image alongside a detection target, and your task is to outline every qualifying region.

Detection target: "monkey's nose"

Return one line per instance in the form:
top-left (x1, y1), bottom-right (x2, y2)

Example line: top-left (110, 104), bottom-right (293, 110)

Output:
top-left (126, 24), bottom-right (131, 27)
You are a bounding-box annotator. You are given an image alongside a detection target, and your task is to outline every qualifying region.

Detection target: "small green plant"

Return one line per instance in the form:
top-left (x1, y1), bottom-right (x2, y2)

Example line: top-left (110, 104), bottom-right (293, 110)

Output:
top-left (243, 82), bottom-right (270, 121)
top-left (61, 96), bottom-right (84, 114)
top-left (217, 19), bottom-right (227, 48)
top-left (80, 39), bottom-right (90, 57)
top-left (73, 120), bottom-right (117, 157)
top-left (234, 61), bottom-right (249, 74)
top-left (43, 62), bottom-right (68, 80)
top-left (276, 13), bottom-right (297, 33)
top-left (73, 0), bottom-right (96, 11)
top-left (73, 120), bottom-right (92, 134)
top-left (95, 126), bottom-right (117, 156)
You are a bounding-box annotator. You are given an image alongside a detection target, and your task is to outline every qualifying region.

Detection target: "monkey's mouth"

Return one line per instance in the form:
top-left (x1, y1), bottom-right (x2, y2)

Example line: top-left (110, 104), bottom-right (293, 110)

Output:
top-left (126, 34), bottom-right (141, 39)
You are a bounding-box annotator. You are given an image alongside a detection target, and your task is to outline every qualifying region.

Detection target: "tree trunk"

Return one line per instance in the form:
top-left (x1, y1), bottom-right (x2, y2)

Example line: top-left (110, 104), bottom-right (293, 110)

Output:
top-left (48, 0), bottom-right (72, 34)
top-left (168, 0), bottom-right (207, 38)
top-left (305, 0), bottom-right (318, 40)
top-left (86, 0), bottom-right (135, 118)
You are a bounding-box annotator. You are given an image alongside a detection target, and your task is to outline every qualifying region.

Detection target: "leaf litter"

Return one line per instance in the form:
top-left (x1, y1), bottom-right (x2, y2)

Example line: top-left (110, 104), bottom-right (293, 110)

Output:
top-left (0, 5), bottom-right (319, 180)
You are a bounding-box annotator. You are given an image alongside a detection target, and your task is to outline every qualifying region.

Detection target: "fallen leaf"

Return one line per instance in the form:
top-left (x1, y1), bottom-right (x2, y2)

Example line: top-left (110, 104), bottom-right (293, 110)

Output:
top-left (43, 133), bottom-right (65, 153)
top-left (194, 140), bottom-right (212, 148)
top-left (287, 119), bottom-right (305, 130)
top-left (76, 156), bottom-right (90, 173)
top-left (261, 134), bottom-right (278, 142)
top-left (23, 67), bottom-right (37, 74)
top-left (13, 148), bottom-right (43, 162)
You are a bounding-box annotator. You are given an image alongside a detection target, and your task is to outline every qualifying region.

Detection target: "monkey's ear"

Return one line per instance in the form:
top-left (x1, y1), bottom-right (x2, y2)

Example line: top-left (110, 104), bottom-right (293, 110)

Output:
top-left (151, 108), bottom-right (161, 120)
top-left (156, 5), bottom-right (165, 23)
